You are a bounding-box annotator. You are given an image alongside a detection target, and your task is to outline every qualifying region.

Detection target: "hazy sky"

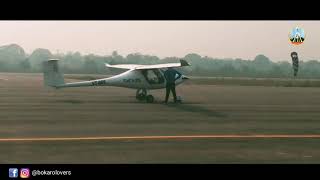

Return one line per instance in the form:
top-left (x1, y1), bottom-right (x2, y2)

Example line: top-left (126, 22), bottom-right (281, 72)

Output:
top-left (0, 21), bottom-right (319, 62)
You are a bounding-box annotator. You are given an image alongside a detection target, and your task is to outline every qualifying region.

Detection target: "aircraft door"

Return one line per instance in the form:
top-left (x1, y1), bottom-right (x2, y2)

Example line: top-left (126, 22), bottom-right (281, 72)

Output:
top-left (142, 69), bottom-right (165, 85)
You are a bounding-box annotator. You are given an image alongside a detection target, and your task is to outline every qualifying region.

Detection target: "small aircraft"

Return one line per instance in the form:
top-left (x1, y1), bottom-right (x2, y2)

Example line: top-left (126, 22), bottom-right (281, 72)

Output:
top-left (43, 59), bottom-right (190, 103)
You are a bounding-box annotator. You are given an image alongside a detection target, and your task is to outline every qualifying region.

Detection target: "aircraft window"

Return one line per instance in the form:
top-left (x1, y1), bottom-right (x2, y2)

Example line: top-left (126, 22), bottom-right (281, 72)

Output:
top-left (142, 69), bottom-right (165, 84)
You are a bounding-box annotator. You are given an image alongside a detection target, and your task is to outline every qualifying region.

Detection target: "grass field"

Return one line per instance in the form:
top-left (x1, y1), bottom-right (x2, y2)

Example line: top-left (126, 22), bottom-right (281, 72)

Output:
top-left (1, 73), bottom-right (320, 163)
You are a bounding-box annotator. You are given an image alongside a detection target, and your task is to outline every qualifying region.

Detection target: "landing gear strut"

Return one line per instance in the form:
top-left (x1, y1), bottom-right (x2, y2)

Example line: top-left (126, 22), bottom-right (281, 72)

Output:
top-left (136, 89), bottom-right (154, 103)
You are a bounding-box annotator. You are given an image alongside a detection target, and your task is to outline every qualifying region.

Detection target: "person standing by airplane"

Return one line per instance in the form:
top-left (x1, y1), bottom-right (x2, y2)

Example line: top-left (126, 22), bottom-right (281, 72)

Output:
top-left (164, 67), bottom-right (182, 104)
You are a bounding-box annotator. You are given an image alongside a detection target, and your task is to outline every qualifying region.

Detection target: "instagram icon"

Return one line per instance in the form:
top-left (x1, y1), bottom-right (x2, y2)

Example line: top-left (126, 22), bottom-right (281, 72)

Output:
top-left (20, 168), bottom-right (30, 178)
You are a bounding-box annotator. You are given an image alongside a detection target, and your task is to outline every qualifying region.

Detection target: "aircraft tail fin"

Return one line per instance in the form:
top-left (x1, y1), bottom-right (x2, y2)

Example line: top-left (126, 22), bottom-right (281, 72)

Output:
top-left (43, 59), bottom-right (65, 88)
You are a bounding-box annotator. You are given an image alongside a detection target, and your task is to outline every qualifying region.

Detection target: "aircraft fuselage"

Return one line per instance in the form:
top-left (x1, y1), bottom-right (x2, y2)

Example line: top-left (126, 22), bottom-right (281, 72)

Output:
top-left (59, 68), bottom-right (188, 90)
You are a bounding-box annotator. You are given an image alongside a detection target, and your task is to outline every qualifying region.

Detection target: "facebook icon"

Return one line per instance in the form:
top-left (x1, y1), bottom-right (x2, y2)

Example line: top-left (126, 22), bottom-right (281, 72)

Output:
top-left (9, 168), bottom-right (19, 178)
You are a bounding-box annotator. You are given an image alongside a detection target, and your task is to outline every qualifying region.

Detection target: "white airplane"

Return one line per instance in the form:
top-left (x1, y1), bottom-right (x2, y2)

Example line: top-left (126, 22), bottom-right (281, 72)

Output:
top-left (43, 59), bottom-right (190, 103)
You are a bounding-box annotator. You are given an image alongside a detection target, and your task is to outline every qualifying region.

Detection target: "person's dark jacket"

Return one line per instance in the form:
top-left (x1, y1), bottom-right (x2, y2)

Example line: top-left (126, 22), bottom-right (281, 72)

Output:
top-left (164, 68), bottom-right (181, 84)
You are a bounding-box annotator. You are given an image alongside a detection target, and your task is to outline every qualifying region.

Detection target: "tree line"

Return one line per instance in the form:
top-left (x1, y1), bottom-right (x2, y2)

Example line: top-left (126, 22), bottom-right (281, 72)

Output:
top-left (1, 44), bottom-right (320, 78)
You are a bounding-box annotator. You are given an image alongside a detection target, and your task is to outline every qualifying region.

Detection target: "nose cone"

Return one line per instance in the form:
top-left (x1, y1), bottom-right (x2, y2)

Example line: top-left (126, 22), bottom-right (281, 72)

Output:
top-left (182, 75), bottom-right (189, 80)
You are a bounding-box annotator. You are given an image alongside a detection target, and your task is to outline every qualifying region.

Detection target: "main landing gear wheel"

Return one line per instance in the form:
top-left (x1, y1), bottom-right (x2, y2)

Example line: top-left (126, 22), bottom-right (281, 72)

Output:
top-left (136, 89), bottom-right (154, 103)
top-left (136, 89), bottom-right (147, 101)
top-left (176, 96), bottom-right (183, 103)
top-left (146, 95), bottom-right (154, 103)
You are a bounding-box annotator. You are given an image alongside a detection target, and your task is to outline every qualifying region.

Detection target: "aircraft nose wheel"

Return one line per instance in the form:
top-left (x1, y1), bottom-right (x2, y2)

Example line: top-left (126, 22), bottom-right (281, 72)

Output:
top-left (146, 95), bottom-right (154, 103)
top-left (136, 89), bottom-right (147, 101)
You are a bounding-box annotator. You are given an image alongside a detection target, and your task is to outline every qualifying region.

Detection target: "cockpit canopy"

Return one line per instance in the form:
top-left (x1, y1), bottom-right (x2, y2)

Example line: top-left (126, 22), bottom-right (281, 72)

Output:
top-left (141, 69), bottom-right (165, 85)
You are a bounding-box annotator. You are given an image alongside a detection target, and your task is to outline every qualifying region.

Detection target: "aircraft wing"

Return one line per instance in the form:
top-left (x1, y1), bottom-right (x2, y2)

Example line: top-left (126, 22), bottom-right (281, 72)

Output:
top-left (136, 59), bottom-right (190, 70)
top-left (105, 59), bottom-right (190, 70)
top-left (105, 64), bottom-right (142, 69)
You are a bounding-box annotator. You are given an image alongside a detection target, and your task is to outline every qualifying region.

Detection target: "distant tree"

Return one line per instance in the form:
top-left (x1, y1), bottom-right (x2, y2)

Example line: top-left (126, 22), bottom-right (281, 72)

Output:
top-left (0, 61), bottom-right (9, 71)
top-left (29, 48), bottom-right (53, 72)
top-left (19, 58), bottom-right (31, 72)
top-left (110, 51), bottom-right (125, 64)
top-left (184, 53), bottom-right (202, 60)
top-left (2, 43), bottom-right (320, 79)
top-left (112, 51), bottom-right (118, 57)
top-left (83, 55), bottom-right (98, 74)
top-left (0, 44), bottom-right (26, 71)
top-left (62, 52), bottom-right (84, 73)
top-left (253, 55), bottom-right (272, 69)
top-left (184, 53), bottom-right (202, 66)
top-left (252, 54), bottom-right (273, 74)
top-left (126, 53), bottom-right (143, 64)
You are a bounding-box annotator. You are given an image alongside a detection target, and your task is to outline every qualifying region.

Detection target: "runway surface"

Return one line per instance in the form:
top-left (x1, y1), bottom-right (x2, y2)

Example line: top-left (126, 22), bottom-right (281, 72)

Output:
top-left (1, 73), bottom-right (320, 163)
top-left (2, 134), bottom-right (320, 142)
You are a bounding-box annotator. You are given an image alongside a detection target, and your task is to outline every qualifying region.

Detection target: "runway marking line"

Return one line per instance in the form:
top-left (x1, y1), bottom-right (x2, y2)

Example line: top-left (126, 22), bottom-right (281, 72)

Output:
top-left (1, 134), bottom-right (320, 142)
